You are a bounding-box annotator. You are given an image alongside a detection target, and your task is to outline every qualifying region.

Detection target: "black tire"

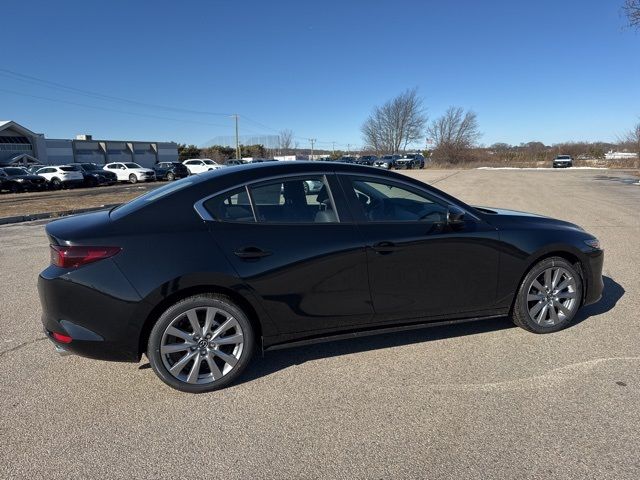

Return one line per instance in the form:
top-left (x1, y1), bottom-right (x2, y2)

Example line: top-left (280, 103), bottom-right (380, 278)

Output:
top-left (166, 172), bottom-right (175, 181)
top-left (512, 256), bottom-right (583, 333)
top-left (147, 294), bottom-right (255, 393)
top-left (129, 174), bottom-right (138, 184)
top-left (9, 182), bottom-right (21, 194)
top-left (51, 178), bottom-right (62, 190)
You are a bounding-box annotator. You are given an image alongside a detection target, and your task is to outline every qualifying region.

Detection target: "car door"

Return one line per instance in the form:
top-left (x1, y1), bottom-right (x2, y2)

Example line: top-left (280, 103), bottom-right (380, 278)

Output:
top-left (198, 173), bottom-right (373, 335)
top-left (338, 174), bottom-right (501, 323)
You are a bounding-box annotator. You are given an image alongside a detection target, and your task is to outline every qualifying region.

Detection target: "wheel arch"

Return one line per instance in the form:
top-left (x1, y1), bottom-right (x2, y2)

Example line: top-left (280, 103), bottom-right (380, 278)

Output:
top-left (137, 284), bottom-right (265, 358)
top-left (509, 248), bottom-right (586, 315)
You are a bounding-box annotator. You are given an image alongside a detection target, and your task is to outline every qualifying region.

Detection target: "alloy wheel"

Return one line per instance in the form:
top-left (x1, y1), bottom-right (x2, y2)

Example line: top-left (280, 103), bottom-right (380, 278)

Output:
top-left (526, 266), bottom-right (578, 326)
top-left (160, 306), bottom-right (245, 385)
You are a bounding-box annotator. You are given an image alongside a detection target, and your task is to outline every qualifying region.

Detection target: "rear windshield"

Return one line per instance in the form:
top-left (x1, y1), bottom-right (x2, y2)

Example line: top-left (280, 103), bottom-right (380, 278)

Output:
top-left (110, 176), bottom-right (198, 220)
top-left (60, 166), bottom-right (79, 171)
top-left (4, 167), bottom-right (26, 175)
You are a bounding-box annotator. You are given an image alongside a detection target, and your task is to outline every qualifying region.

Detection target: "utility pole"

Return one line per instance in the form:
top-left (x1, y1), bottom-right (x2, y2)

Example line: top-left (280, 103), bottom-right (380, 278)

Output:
top-left (332, 141), bottom-right (335, 156)
top-left (232, 114), bottom-right (240, 159)
top-left (309, 138), bottom-right (316, 161)
top-left (347, 143), bottom-right (351, 155)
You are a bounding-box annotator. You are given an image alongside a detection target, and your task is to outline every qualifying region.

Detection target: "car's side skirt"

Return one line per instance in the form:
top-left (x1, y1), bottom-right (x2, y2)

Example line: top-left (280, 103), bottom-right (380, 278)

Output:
top-left (262, 314), bottom-right (507, 352)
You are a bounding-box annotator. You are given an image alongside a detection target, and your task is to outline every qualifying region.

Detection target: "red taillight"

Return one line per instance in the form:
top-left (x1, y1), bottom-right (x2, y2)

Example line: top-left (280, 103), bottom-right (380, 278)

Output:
top-left (52, 331), bottom-right (72, 344)
top-left (50, 245), bottom-right (121, 268)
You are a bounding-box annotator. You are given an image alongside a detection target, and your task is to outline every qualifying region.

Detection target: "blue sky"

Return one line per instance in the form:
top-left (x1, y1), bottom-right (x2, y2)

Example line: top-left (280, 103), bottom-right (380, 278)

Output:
top-left (1, 0), bottom-right (639, 149)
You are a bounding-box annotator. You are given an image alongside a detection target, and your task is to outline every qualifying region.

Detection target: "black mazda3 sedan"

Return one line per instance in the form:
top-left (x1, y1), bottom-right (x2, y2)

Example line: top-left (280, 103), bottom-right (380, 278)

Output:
top-left (38, 162), bottom-right (604, 392)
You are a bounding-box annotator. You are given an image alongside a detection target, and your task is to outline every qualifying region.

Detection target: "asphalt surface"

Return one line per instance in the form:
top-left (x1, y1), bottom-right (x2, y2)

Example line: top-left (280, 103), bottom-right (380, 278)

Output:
top-left (1, 168), bottom-right (639, 479)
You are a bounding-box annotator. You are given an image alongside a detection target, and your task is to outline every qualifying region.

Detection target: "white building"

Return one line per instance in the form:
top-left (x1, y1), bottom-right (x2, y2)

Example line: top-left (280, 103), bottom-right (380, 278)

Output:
top-left (0, 120), bottom-right (178, 168)
top-left (605, 150), bottom-right (638, 160)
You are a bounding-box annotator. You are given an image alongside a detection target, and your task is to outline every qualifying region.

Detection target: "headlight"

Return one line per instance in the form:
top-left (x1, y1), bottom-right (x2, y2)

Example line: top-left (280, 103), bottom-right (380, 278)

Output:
top-left (584, 238), bottom-right (602, 250)
top-left (15, 178), bottom-right (25, 183)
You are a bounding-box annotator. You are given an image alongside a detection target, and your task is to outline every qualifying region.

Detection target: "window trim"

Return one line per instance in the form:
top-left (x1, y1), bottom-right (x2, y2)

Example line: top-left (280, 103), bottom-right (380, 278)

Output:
top-left (194, 172), bottom-right (341, 224)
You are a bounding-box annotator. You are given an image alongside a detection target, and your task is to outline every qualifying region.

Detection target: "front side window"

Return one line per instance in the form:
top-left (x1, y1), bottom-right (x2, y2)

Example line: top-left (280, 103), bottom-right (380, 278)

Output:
top-left (346, 177), bottom-right (447, 223)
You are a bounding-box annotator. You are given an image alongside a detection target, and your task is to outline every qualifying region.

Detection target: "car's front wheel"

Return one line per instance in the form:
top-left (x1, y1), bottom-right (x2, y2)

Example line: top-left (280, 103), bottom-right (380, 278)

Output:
top-left (512, 257), bottom-right (582, 333)
top-left (129, 174), bottom-right (138, 184)
top-left (166, 172), bottom-right (175, 181)
top-left (147, 294), bottom-right (254, 392)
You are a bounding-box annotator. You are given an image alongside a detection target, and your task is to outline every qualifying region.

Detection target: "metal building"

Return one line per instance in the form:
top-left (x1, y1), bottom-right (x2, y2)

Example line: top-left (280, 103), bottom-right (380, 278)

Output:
top-left (0, 120), bottom-right (178, 168)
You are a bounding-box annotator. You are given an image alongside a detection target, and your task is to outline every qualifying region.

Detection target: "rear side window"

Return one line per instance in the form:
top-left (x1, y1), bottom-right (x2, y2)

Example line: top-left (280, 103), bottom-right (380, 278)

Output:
top-left (202, 175), bottom-right (338, 224)
top-left (204, 187), bottom-right (254, 222)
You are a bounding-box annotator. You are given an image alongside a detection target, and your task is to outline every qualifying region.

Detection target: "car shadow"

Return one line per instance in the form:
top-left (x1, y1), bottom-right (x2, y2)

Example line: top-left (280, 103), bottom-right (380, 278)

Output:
top-left (571, 275), bottom-right (624, 326)
top-left (138, 276), bottom-right (624, 384)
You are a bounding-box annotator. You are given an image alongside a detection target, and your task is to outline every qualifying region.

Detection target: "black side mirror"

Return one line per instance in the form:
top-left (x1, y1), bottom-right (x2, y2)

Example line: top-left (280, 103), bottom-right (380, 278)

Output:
top-left (447, 206), bottom-right (466, 227)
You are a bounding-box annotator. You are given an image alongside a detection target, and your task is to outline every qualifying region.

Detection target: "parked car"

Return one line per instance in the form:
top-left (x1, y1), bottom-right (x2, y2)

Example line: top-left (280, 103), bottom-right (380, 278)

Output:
top-left (104, 162), bottom-right (155, 183)
top-left (374, 154), bottom-right (402, 169)
top-left (154, 162), bottom-right (190, 181)
top-left (183, 158), bottom-right (223, 174)
top-left (395, 153), bottom-right (426, 169)
top-left (357, 155), bottom-right (378, 166)
top-left (553, 155), bottom-right (573, 168)
top-left (78, 163), bottom-right (117, 187)
top-left (39, 162), bottom-right (604, 393)
top-left (224, 159), bottom-right (248, 167)
top-left (337, 156), bottom-right (357, 164)
top-left (35, 165), bottom-right (84, 189)
top-left (25, 164), bottom-right (47, 174)
top-left (0, 167), bottom-right (48, 193)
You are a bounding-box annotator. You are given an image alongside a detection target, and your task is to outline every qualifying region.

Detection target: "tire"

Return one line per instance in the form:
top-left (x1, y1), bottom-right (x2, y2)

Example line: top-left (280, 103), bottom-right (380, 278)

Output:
top-left (9, 183), bottom-right (21, 194)
top-left (147, 294), bottom-right (255, 393)
top-left (166, 172), bottom-right (175, 181)
top-left (512, 256), bottom-right (583, 333)
top-left (51, 178), bottom-right (62, 190)
top-left (129, 174), bottom-right (138, 184)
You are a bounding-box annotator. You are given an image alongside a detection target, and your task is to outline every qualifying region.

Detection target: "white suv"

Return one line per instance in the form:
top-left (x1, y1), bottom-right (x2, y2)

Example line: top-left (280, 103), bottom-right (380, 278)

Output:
top-left (104, 162), bottom-right (155, 183)
top-left (182, 158), bottom-right (222, 174)
top-left (35, 165), bottom-right (84, 189)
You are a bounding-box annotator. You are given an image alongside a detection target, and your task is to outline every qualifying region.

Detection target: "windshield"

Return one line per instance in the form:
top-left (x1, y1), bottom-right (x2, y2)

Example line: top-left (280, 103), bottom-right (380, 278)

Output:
top-left (81, 164), bottom-right (99, 171)
top-left (60, 166), bottom-right (80, 172)
top-left (124, 163), bottom-right (142, 169)
top-left (203, 160), bottom-right (217, 165)
top-left (111, 176), bottom-right (198, 220)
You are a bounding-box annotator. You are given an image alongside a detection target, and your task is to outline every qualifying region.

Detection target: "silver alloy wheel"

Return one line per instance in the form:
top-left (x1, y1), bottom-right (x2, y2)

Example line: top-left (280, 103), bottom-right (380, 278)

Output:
top-left (160, 306), bottom-right (245, 385)
top-left (526, 266), bottom-right (578, 326)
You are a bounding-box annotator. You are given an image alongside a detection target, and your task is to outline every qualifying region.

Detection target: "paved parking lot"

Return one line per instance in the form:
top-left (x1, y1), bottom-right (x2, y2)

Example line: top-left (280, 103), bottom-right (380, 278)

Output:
top-left (1, 168), bottom-right (639, 479)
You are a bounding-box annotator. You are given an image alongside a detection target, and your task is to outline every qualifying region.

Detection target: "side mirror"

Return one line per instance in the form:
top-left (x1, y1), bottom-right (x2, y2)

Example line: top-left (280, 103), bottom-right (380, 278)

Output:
top-left (447, 206), bottom-right (466, 227)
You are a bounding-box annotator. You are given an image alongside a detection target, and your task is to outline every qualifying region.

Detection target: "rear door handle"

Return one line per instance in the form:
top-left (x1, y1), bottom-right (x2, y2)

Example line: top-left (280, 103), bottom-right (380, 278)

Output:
top-left (371, 241), bottom-right (400, 254)
top-left (234, 246), bottom-right (272, 259)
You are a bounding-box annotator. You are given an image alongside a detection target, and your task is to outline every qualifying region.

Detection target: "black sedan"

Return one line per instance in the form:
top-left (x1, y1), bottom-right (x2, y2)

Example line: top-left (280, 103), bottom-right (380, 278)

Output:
top-left (154, 161), bottom-right (190, 181)
top-left (0, 167), bottom-right (48, 193)
top-left (39, 162), bottom-right (604, 392)
top-left (78, 163), bottom-right (117, 187)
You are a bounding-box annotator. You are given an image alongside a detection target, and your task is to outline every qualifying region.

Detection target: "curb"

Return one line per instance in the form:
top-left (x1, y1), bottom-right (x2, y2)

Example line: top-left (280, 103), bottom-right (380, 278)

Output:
top-left (0, 204), bottom-right (120, 226)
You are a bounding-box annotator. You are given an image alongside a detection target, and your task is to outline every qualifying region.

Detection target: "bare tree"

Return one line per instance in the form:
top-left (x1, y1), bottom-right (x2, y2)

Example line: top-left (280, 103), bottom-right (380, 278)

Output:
top-left (278, 129), bottom-right (294, 154)
top-left (624, 0), bottom-right (640, 29)
top-left (361, 87), bottom-right (427, 154)
top-left (427, 107), bottom-right (481, 163)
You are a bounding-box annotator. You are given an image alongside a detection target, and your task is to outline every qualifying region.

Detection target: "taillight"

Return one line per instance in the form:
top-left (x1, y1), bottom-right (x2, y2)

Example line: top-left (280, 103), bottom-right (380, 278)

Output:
top-left (50, 245), bottom-right (121, 268)
top-left (52, 331), bottom-right (72, 344)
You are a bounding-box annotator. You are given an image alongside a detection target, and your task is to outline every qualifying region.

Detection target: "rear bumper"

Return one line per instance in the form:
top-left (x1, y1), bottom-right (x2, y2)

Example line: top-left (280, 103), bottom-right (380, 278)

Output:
top-left (38, 260), bottom-right (146, 362)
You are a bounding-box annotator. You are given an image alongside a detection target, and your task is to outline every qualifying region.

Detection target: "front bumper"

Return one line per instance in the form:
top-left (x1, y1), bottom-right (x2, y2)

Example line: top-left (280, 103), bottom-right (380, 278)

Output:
top-left (583, 249), bottom-right (604, 306)
top-left (553, 162), bottom-right (572, 168)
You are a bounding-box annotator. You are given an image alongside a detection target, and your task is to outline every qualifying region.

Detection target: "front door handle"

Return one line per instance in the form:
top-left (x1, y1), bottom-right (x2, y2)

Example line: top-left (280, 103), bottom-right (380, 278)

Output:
top-left (234, 246), bottom-right (272, 259)
top-left (371, 241), bottom-right (400, 254)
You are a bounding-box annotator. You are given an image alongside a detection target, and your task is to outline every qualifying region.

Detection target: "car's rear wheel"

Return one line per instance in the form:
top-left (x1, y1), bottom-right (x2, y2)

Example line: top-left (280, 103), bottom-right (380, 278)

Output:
top-left (166, 172), bottom-right (175, 181)
top-left (512, 257), bottom-right (582, 333)
top-left (129, 174), bottom-right (138, 184)
top-left (147, 294), bottom-right (254, 393)
top-left (51, 178), bottom-right (62, 190)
